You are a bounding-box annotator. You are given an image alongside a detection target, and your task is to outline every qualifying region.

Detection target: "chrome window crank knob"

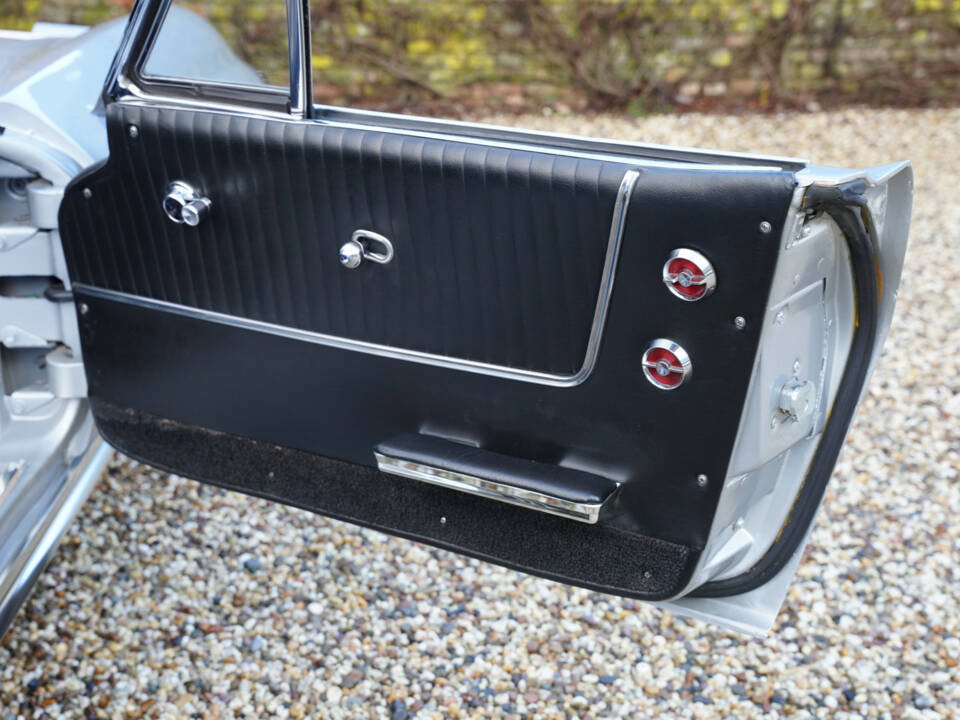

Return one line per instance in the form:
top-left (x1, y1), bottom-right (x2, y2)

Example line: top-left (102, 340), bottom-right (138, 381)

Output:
top-left (163, 181), bottom-right (211, 226)
top-left (181, 197), bottom-right (211, 226)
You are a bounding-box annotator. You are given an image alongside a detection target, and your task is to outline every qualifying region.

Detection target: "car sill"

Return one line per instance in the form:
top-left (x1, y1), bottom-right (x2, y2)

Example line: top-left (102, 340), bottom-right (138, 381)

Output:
top-left (0, 431), bottom-right (111, 638)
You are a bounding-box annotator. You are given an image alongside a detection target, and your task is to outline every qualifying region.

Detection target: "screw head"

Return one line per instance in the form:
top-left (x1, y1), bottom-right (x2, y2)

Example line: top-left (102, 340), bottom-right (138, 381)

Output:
top-left (440, 516), bottom-right (447, 525)
top-left (81, 188), bottom-right (92, 199)
top-left (697, 474), bottom-right (708, 487)
top-left (759, 220), bottom-right (773, 234)
top-left (128, 125), bottom-right (139, 139)
top-left (78, 302), bottom-right (89, 315)
top-left (734, 316), bottom-right (746, 330)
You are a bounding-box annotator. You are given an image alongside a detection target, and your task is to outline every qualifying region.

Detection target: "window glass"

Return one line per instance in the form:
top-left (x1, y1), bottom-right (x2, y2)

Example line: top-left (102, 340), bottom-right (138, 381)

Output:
top-left (143, 0), bottom-right (288, 89)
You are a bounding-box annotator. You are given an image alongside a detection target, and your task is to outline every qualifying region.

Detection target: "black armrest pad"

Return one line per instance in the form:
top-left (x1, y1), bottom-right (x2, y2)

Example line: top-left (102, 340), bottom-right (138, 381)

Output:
top-left (376, 433), bottom-right (619, 507)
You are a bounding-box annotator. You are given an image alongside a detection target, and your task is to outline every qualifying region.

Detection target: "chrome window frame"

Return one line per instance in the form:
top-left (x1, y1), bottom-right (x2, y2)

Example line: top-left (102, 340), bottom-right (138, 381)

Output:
top-left (105, 0), bottom-right (306, 118)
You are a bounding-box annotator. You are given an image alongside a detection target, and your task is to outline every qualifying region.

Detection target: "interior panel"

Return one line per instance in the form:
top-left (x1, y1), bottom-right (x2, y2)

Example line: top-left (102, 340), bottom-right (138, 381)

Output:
top-left (60, 102), bottom-right (796, 599)
top-left (65, 104), bottom-right (629, 377)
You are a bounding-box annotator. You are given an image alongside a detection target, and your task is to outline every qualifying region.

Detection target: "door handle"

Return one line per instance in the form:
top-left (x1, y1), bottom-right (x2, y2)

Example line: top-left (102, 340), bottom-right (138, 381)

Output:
top-left (162, 181), bottom-right (211, 227)
top-left (339, 229), bottom-right (394, 269)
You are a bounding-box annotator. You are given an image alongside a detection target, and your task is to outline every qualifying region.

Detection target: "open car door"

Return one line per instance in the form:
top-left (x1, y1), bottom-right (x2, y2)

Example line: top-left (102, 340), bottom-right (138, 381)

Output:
top-left (57, 0), bottom-right (912, 634)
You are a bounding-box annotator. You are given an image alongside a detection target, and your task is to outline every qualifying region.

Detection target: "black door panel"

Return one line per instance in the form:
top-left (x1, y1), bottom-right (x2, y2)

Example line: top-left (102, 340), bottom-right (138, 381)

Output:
top-left (61, 103), bottom-right (795, 598)
top-left (65, 105), bottom-right (632, 376)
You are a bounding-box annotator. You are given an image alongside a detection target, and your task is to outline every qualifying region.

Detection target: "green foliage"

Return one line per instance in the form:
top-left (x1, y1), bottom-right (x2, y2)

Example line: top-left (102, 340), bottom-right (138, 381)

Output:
top-left (6, 0), bottom-right (960, 113)
top-left (1, 0), bottom-right (128, 28)
top-left (311, 0), bottom-right (960, 111)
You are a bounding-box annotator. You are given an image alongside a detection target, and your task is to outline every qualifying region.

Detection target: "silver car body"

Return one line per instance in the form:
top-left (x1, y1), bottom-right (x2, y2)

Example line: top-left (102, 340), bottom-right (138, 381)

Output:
top-left (0, 11), bottom-right (266, 637)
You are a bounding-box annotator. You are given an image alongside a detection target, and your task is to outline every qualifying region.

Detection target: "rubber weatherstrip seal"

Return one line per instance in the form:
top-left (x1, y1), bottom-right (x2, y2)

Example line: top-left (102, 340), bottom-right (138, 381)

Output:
top-left (691, 180), bottom-right (880, 598)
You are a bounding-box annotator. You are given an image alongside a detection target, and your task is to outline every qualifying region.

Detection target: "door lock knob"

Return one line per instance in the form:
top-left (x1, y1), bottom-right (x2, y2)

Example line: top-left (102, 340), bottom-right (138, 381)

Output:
top-left (163, 181), bottom-right (211, 226)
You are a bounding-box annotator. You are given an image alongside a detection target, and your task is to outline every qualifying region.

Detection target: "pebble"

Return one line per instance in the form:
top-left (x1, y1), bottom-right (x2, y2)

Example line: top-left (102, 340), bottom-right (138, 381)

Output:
top-left (389, 699), bottom-right (409, 720)
top-left (1, 108), bottom-right (958, 718)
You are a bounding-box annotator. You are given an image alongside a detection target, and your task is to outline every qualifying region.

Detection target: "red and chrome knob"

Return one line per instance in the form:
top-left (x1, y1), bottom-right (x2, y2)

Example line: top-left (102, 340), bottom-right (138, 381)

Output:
top-left (662, 248), bottom-right (716, 302)
top-left (642, 339), bottom-right (692, 390)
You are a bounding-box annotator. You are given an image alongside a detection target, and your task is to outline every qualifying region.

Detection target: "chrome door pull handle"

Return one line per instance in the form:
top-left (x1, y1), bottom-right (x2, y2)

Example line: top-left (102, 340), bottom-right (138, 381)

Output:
top-left (339, 229), bottom-right (394, 269)
top-left (163, 181), bottom-right (211, 227)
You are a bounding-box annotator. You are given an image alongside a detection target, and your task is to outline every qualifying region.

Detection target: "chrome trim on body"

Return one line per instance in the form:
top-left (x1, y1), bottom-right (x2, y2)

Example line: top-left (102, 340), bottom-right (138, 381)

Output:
top-left (313, 104), bottom-right (807, 170)
top-left (0, 435), bottom-right (111, 638)
top-left (374, 452), bottom-right (607, 523)
top-left (74, 170), bottom-right (639, 388)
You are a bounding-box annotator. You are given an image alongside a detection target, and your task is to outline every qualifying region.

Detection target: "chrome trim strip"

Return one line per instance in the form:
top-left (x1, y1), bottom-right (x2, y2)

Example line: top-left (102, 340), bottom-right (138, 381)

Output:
top-left (313, 105), bottom-right (807, 169)
top-left (374, 452), bottom-right (607, 523)
top-left (73, 170), bottom-right (638, 387)
top-left (102, 0), bottom-right (153, 104)
top-left (110, 95), bottom-right (786, 173)
top-left (114, 86), bottom-right (296, 121)
top-left (286, 0), bottom-right (311, 118)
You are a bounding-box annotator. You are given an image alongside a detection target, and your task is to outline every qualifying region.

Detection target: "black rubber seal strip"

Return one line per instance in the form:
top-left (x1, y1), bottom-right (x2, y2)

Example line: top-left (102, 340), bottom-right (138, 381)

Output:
top-left (691, 181), bottom-right (880, 598)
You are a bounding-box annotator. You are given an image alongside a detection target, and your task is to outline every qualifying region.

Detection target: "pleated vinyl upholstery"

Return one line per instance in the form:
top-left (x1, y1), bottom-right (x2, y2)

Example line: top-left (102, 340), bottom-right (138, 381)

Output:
top-left (62, 105), bottom-right (629, 375)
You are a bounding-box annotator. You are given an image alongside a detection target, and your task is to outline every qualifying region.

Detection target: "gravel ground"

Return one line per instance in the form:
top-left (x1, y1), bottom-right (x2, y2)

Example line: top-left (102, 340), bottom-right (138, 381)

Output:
top-left (2, 108), bottom-right (958, 719)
